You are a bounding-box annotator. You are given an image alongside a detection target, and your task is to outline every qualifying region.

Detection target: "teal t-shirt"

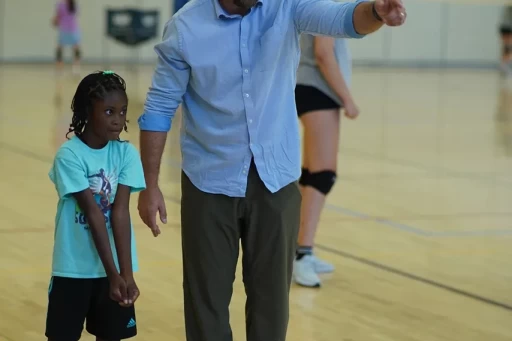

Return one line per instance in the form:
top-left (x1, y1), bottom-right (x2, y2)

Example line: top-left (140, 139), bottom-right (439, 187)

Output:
top-left (49, 136), bottom-right (146, 278)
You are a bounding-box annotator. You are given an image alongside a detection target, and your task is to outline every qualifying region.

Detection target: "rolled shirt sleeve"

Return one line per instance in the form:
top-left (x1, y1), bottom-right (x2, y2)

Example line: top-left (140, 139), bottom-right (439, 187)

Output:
top-left (293, 0), bottom-right (368, 38)
top-left (138, 19), bottom-right (191, 132)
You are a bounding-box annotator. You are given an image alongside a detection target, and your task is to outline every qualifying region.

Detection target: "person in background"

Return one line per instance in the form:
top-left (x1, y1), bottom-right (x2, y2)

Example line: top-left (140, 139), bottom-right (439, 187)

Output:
top-left (293, 32), bottom-right (359, 288)
top-left (52, 0), bottom-right (81, 75)
top-left (137, 0), bottom-right (407, 340)
top-left (495, 76), bottom-right (512, 156)
top-left (499, 6), bottom-right (512, 76)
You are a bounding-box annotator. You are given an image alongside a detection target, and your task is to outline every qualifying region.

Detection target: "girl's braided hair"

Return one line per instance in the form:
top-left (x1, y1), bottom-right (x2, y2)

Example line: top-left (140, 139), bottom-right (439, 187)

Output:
top-left (66, 70), bottom-right (128, 139)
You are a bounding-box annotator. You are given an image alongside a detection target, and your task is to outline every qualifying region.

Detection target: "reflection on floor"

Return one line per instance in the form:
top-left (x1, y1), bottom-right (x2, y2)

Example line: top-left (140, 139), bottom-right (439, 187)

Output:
top-left (0, 64), bottom-right (511, 341)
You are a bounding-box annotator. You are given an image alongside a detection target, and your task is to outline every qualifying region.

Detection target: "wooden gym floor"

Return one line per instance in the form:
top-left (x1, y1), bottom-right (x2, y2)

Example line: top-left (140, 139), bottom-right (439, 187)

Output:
top-left (0, 64), bottom-right (511, 341)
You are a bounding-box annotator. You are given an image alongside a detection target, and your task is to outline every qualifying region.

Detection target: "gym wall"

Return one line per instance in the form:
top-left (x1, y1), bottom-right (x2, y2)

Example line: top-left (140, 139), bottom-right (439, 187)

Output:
top-left (0, 0), bottom-right (504, 68)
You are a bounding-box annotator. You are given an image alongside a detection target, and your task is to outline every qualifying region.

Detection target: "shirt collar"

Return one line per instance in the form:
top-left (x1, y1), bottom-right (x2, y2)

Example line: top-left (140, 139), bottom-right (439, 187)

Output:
top-left (213, 0), bottom-right (263, 19)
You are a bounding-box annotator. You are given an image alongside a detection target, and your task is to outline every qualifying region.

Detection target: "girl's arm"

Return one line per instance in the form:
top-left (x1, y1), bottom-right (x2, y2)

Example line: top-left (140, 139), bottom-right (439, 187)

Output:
top-left (113, 143), bottom-right (146, 305)
top-left (73, 189), bottom-right (120, 279)
top-left (111, 183), bottom-right (140, 306)
top-left (74, 189), bottom-right (128, 305)
top-left (313, 36), bottom-right (354, 106)
top-left (111, 184), bottom-right (133, 279)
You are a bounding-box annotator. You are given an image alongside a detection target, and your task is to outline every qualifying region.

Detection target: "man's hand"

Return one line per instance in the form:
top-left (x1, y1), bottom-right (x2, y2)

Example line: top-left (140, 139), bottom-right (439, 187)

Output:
top-left (138, 187), bottom-right (167, 237)
top-left (374, 0), bottom-right (407, 27)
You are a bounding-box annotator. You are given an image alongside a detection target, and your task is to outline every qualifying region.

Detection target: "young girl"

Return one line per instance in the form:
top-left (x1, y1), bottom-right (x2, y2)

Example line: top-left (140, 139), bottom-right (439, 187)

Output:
top-left (45, 71), bottom-right (146, 341)
top-left (500, 6), bottom-right (512, 76)
top-left (293, 32), bottom-right (359, 288)
top-left (52, 0), bottom-right (81, 74)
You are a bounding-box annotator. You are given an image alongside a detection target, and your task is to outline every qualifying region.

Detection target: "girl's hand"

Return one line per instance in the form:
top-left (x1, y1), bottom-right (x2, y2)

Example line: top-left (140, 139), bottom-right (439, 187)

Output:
top-left (123, 276), bottom-right (140, 307)
top-left (109, 274), bottom-right (129, 305)
top-left (344, 100), bottom-right (360, 120)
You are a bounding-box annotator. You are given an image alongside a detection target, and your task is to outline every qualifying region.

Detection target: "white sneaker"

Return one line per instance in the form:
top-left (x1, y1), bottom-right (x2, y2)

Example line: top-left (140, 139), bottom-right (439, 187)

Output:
top-left (293, 255), bottom-right (321, 287)
top-left (311, 255), bottom-right (334, 274)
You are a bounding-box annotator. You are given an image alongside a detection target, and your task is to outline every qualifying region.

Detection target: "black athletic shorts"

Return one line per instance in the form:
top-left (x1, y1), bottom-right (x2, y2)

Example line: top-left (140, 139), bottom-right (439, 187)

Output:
top-left (45, 276), bottom-right (137, 341)
top-left (500, 25), bottom-right (512, 36)
top-left (295, 84), bottom-right (341, 117)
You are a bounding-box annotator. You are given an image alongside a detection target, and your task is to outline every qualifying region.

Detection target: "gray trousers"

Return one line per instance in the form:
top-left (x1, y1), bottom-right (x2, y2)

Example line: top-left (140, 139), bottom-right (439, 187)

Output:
top-left (180, 161), bottom-right (301, 341)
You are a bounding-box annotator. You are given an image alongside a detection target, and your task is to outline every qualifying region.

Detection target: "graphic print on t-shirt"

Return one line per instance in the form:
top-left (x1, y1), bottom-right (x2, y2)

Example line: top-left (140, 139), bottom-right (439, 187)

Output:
top-left (75, 168), bottom-right (118, 230)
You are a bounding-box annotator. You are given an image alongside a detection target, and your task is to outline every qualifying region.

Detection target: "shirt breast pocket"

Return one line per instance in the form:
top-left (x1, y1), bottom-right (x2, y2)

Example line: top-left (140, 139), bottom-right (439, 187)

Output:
top-left (257, 24), bottom-right (285, 72)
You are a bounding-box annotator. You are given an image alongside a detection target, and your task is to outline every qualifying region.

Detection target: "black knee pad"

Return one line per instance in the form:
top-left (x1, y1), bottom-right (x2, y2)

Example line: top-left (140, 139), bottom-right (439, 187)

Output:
top-left (301, 170), bottom-right (337, 195)
top-left (299, 168), bottom-right (310, 186)
top-left (56, 48), bottom-right (63, 62)
top-left (74, 48), bottom-right (81, 59)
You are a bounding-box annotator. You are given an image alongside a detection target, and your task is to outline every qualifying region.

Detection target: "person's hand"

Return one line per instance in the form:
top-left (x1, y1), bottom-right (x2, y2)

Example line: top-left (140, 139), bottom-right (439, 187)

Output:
top-left (344, 100), bottom-right (360, 119)
top-left (118, 276), bottom-right (140, 307)
top-left (374, 0), bottom-right (407, 27)
top-left (109, 274), bottom-right (129, 305)
top-left (138, 187), bottom-right (167, 237)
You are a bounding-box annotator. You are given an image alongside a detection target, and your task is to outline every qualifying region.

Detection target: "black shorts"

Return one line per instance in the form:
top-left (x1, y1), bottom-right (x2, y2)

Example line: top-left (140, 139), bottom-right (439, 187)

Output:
top-left (500, 25), bottom-right (512, 36)
top-left (45, 276), bottom-right (137, 341)
top-left (295, 84), bottom-right (341, 117)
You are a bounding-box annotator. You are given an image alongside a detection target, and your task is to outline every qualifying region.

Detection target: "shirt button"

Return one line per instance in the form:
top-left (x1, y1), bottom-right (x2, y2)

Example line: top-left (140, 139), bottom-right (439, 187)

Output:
top-left (249, 119), bottom-right (253, 123)
top-left (245, 93), bottom-right (250, 98)
top-left (242, 43), bottom-right (246, 47)
top-left (244, 69), bottom-right (249, 73)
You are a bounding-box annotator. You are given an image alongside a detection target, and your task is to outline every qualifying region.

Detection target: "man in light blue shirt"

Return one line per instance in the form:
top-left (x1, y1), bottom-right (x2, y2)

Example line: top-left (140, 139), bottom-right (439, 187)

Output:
top-left (137, 0), bottom-right (406, 339)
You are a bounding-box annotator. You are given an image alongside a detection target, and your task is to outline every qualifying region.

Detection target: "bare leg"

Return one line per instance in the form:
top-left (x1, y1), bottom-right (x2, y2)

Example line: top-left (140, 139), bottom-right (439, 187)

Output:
top-left (298, 108), bottom-right (340, 247)
top-left (502, 34), bottom-right (512, 63)
top-left (55, 45), bottom-right (64, 72)
top-left (72, 45), bottom-right (81, 76)
top-left (294, 108), bottom-right (340, 287)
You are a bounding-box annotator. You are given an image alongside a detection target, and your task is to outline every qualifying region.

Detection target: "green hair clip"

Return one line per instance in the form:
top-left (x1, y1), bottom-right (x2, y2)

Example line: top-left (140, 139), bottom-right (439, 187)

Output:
top-left (103, 70), bottom-right (115, 75)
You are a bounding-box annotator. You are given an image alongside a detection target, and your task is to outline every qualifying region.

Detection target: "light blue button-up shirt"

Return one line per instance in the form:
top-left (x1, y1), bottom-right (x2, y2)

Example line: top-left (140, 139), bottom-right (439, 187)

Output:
top-left (138, 0), bottom-right (366, 197)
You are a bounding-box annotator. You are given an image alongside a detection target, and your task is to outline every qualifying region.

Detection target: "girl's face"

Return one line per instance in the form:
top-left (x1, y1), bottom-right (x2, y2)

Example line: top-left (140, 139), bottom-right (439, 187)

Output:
top-left (88, 90), bottom-right (128, 144)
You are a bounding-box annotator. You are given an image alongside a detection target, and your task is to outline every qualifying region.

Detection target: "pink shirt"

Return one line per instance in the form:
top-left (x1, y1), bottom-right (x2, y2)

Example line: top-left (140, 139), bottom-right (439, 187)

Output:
top-left (56, 1), bottom-right (78, 33)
